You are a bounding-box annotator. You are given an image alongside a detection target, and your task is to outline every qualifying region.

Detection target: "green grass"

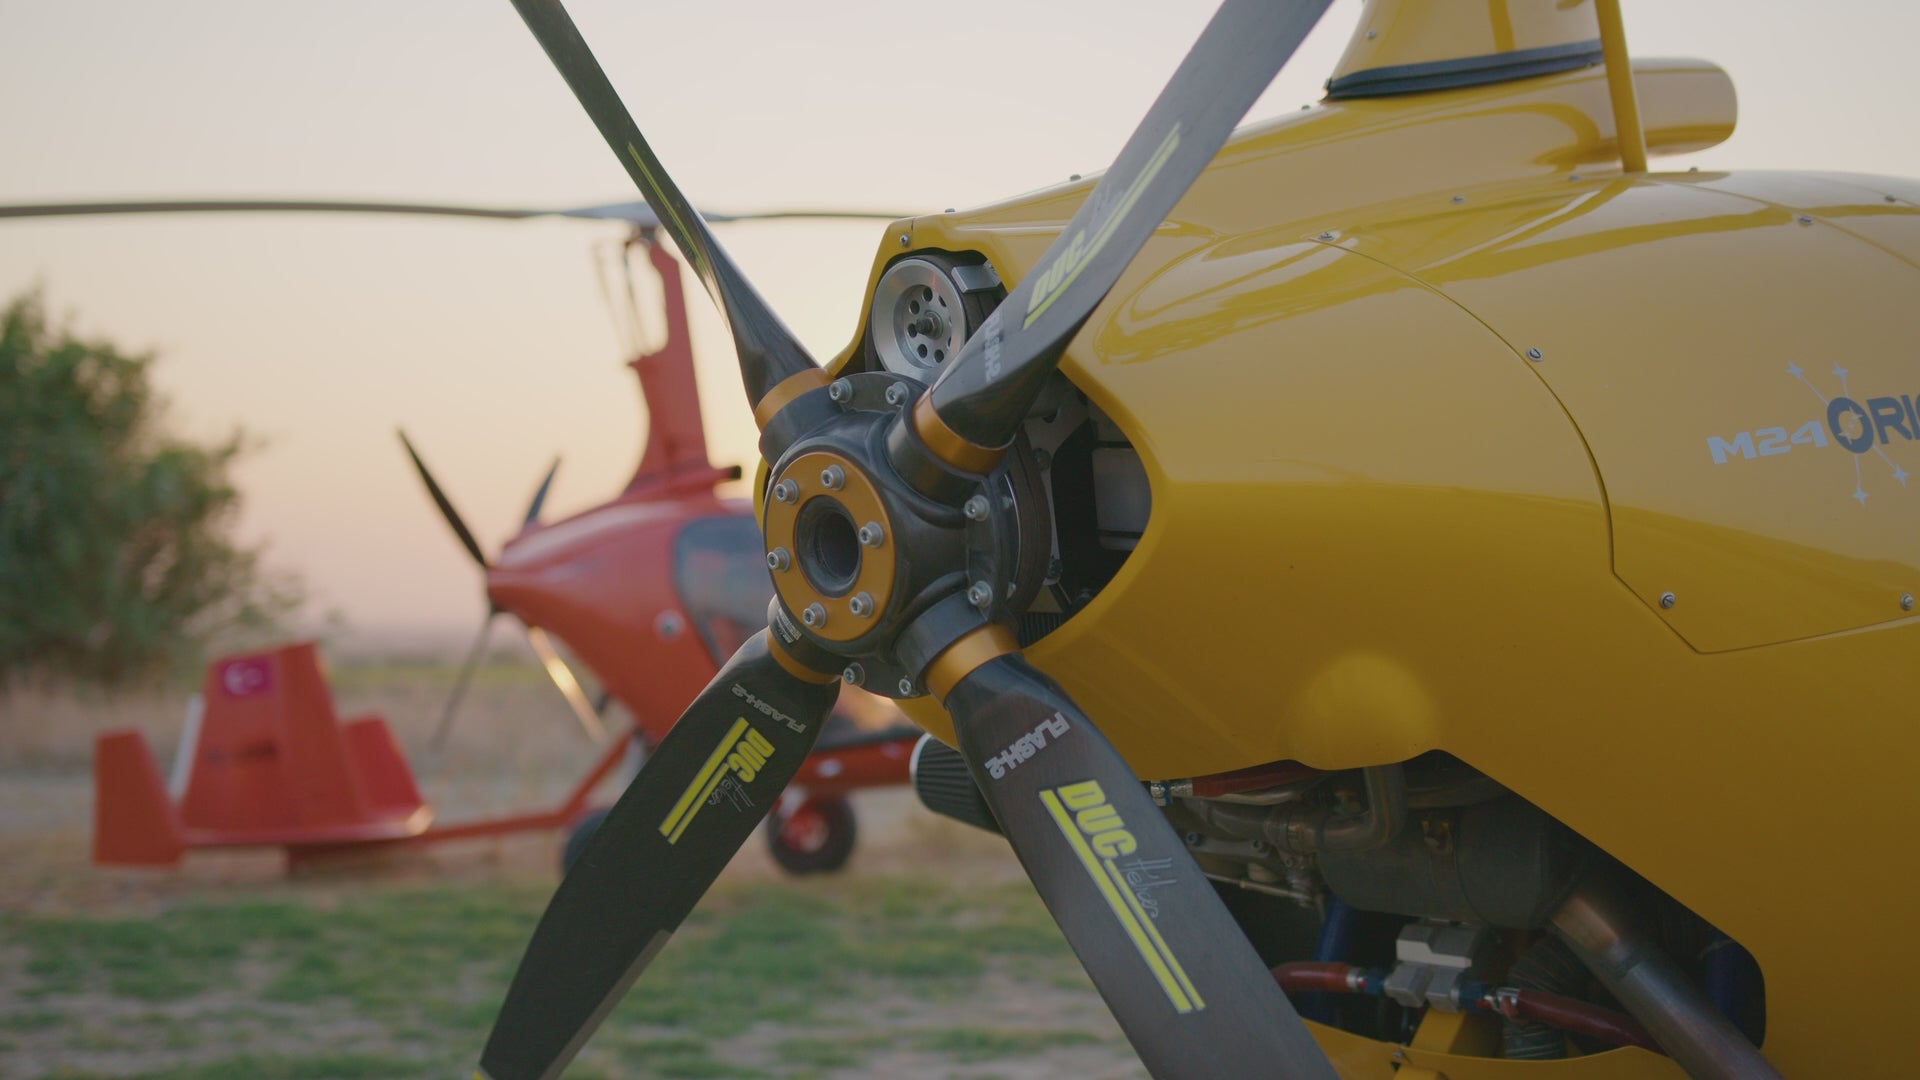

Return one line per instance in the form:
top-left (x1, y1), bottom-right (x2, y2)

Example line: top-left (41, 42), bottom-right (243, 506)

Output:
top-left (46, 1054), bottom-right (430, 1079)
top-left (916, 1026), bottom-right (1102, 1062)
top-left (0, 872), bottom-right (1121, 1079)
top-left (0, 1009), bottom-right (62, 1032)
top-left (774, 1033), bottom-right (895, 1068)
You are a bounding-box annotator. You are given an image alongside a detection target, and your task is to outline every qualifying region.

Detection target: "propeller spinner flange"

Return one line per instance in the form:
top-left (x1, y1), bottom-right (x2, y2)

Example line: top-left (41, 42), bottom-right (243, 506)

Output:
top-left (759, 371), bottom-right (1038, 696)
top-left (763, 447), bottom-right (899, 642)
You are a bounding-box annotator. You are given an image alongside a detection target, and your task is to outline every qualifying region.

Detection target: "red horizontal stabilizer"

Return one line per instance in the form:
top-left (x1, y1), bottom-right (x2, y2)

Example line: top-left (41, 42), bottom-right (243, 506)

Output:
top-left (342, 715), bottom-right (428, 819)
top-left (92, 729), bottom-right (187, 867)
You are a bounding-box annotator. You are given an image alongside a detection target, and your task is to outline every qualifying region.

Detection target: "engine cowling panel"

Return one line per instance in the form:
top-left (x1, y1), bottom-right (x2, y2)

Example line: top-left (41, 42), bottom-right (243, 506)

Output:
top-left (1339, 172), bottom-right (1920, 652)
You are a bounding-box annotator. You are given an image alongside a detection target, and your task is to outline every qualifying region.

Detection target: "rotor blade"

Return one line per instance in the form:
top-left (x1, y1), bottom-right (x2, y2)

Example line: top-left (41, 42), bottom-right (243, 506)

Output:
top-left (480, 630), bottom-right (839, 1080)
top-left (0, 198), bottom-right (909, 230)
top-left (944, 653), bottom-right (1336, 1079)
top-left (557, 202), bottom-right (910, 226)
top-left (526, 626), bottom-right (606, 744)
top-left (0, 199), bottom-right (544, 222)
top-left (921, 0), bottom-right (1332, 454)
top-left (430, 611), bottom-right (498, 750)
top-left (522, 456), bottom-right (561, 528)
top-left (396, 428), bottom-right (488, 570)
top-left (507, 0), bottom-right (821, 411)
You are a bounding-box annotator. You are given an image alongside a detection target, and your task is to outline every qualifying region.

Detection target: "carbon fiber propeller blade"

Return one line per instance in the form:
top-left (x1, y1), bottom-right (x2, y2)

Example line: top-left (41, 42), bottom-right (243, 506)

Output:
top-left (396, 429), bottom-right (488, 570)
top-left (429, 611), bottom-right (496, 750)
top-left (508, 0), bottom-right (821, 410)
top-left (479, 630), bottom-right (838, 1080)
top-left (0, 198), bottom-right (905, 229)
top-left (923, 0), bottom-right (1332, 452)
top-left (522, 456), bottom-right (560, 528)
top-left (945, 654), bottom-right (1337, 1079)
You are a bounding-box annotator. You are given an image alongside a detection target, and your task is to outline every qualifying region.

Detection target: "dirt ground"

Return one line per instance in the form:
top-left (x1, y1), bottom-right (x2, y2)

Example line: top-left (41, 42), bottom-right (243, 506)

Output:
top-left (0, 669), bottom-right (1150, 1079)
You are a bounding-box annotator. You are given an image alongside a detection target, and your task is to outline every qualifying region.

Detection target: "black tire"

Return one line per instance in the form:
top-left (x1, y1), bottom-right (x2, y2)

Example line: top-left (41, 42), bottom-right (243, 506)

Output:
top-left (560, 806), bottom-right (612, 875)
top-left (764, 795), bottom-right (857, 875)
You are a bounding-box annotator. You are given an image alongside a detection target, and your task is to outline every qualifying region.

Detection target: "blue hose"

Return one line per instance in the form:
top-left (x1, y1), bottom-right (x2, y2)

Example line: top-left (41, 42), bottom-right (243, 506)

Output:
top-left (1299, 896), bottom-right (1357, 1025)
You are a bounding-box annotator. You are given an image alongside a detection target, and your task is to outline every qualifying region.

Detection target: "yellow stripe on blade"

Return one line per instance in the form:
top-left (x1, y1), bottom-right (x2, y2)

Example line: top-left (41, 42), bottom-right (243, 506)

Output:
top-left (660, 718), bottom-right (747, 844)
top-left (1039, 789), bottom-right (1199, 1013)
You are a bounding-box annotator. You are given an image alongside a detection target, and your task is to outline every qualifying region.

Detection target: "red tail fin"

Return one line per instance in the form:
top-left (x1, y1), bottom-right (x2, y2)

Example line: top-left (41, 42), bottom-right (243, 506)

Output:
top-left (624, 238), bottom-right (738, 497)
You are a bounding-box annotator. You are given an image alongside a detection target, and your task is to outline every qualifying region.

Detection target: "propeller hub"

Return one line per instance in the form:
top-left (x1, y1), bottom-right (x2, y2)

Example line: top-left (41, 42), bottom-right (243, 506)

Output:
top-left (762, 448), bottom-right (899, 643)
top-left (758, 372), bottom-right (1048, 694)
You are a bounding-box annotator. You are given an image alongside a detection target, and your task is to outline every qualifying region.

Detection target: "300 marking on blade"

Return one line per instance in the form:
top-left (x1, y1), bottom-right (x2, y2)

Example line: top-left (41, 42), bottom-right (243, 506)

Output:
top-left (1040, 780), bottom-right (1205, 1014)
top-left (660, 718), bottom-right (775, 844)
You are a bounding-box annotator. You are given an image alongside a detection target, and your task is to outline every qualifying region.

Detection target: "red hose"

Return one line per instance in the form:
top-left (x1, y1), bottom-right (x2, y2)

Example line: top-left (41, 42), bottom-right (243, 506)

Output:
top-left (1272, 961), bottom-right (1363, 995)
top-left (1271, 964), bottom-right (1665, 1055)
top-left (1190, 760), bottom-right (1322, 797)
top-left (1494, 988), bottom-right (1663, 1054)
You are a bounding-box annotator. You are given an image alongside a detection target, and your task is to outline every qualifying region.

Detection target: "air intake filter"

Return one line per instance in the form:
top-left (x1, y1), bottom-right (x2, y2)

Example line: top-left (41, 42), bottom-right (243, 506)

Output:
top-left (909, 734), bottom-right (1002, 835)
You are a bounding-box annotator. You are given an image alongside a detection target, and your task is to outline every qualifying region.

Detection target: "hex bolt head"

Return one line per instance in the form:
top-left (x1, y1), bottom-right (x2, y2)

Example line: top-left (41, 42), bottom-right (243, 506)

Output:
top-left (1451, 194), bottom-right (1467, 204)
top-left (1797, 214), bottom-right (1814, 226)
top-left (772, 479), bottom-right (799, 504)
top-left (1904, 594), bottom-right (1915, 612)
top-left (884, 382), bottom-right (909, 407)
top-left (820, 465), bottom-right (846, 490)
top-left (827, 378), bottom-right (854, 403)
top-left (767, 547), bottom-right (792, 572)
top-left (967, 580), bottom-right (994, 608)
top-left (963, 495), bottom-right (990, 521)
top-left (842, 663), bottom-right (864, 686)
top-left (897, 677), bottom-right (915, 696)
top-left (801, 603), bottom-right (827, 628)
top-left (857, 521), bottom-right (885, 548)
top-left (1660, 592), bottom-right (1678, 609)
top-left (897, 232), bottom-right (911, 248)
top-left (849, 592), bottom-right (875, 618)
top-left (1525, 347), bottom-right (1544, 362)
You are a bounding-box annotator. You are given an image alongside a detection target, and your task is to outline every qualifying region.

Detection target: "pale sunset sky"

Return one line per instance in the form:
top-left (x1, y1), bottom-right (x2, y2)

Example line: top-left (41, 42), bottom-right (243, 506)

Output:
top-left (4, 1), bottom-right (1918, 652)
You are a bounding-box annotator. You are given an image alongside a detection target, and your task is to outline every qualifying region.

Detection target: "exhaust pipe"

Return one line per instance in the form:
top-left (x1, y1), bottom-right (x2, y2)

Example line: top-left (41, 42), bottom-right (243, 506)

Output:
top-left (1551, 874), bottom-right (1781, 1079)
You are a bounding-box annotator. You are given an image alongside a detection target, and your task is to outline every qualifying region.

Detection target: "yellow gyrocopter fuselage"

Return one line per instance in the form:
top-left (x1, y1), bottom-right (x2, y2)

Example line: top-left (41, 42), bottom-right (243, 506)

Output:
top-left (865, 3), bottom-right (1918, 1073)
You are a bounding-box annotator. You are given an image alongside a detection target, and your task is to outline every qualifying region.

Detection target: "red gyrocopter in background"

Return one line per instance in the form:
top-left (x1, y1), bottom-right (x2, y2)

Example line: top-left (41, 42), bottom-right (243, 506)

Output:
top-left (55, 204), bottom-right (923, 873)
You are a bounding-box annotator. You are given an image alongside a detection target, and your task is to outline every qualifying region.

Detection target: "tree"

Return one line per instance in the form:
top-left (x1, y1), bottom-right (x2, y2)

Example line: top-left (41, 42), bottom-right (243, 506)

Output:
top-left (0, 289), bottom-right (298, 686)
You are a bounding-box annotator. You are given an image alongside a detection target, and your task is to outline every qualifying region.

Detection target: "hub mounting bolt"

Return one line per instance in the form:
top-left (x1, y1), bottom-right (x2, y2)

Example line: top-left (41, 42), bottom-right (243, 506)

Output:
top-left (767, 547), bottom-right (792, 572)
top-left (967, 580), bottom-right (994, 608)
top-left (849, 591), bottom-right (875, 618)
top-left (820, 464), bottom-right (846, 491)
top-left (897, 678), bottom-right (915, 696)
top-left (828, 378), bottom-right (854, 403)
top-left (802, 603), bottom-right (827, 628)
top-left (772, 479), bottom-right (799, 504)
top-left (857, 521), bottom-right (885, 548)
top-left (885, 382), bottom-right (909, 407)
top-left (842, 663), bottom-right (864, 686)
top-left (963, 495), bottom-right (990, 521)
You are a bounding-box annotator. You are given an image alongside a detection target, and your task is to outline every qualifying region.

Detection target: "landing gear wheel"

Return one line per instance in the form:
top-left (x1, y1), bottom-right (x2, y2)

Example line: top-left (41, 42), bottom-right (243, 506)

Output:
top-left (764, 795), bottom-right (856, 875)
top-left (560, 806), bottom-right (612, 876)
